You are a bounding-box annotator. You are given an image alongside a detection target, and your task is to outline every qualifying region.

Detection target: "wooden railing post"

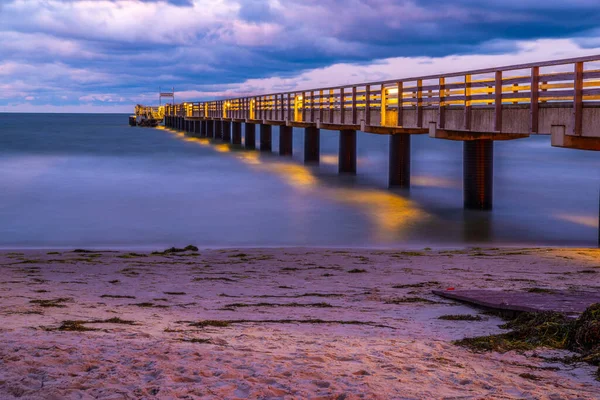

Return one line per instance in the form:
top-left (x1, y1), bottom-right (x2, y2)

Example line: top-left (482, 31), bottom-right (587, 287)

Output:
top-left (310, 91), bottom-right (315, 122)
top-left (574, 61), bottom-right (584, 136)
top-left (530, 67), bottom-right (539, 134)
top-left (464, 74), bottom-right (472, 130)
top-left (365, 85), bottom-right (371, 126)
top-left (329, 89), bottom-right (334, 123)
top-left (352, 86), bottom-right (357, 125)
top-left (438, 78), bottom-right (445, 129)
top-left (381, 84), bottom-right (387, 126)
top-left (397, 82), bottom-right (403, 127)
top-left (416, 79), bottom-right (423, 128)
top-left (340, 88), bottom-right (345, 124)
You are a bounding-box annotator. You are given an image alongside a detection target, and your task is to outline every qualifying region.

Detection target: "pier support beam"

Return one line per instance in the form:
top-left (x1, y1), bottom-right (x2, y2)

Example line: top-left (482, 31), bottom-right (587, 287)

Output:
top-left (463, 140), bottom-right (494, 210)
top-left (222, 121), bottom-right (231, 142)
top-left (245, 123), bottom-right (256, 149)
top-left (194, 120), bottom-right (200, 136)
top-left (232, 122), bottom-right (242, 145)
top-left (260, 124), bottom-right (272, 152)
top-left (389, 134), bottom-right (411, 188)
top-left (304, 127), bottom-right (320, 164)
top-left (206, 120), bottom-right (214, 138)
top-left (279, 126), bottom-right (293, 156)
top-left (339, 129), bottom-right (357, 174)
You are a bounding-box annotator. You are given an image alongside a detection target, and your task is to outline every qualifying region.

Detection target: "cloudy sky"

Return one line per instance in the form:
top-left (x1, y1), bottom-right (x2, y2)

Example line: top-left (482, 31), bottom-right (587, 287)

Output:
top-left (1, 0), bottom-right (600, 113)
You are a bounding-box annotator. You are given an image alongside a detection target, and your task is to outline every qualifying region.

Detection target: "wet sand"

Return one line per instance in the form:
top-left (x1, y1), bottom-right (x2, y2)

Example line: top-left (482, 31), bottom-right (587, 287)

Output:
top-left (0, 247), bottom-right (599, 399)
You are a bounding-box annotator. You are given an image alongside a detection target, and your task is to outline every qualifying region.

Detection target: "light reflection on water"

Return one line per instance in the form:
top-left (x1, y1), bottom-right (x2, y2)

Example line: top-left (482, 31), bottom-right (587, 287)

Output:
top-left (0, 113), bottom-right (598, 248)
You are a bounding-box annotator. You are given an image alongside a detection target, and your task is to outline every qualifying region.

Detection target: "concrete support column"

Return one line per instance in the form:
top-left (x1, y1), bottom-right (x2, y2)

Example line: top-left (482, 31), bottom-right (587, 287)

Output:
top-left (389, 134), bottom-right (411, 188)
top-left (260, 124), bottom-right (272, 152)
top-left (222, 121), bottom-right (231, 142)
top-left (279, 126), bottom-right (293, 156)
top-left (194, 120), bottom-right (200, 136)
top-left (339, 129), bottom-right (357, 174)
top-left (245, 123), bottom-right (256, 149)
top-left (232, 122), bottom-right (242, 145)
top-left (463, 139), bottom-right (494, 210)
top-left (206, 120), bottom-right (214, 138)
top-left (304, 127), bottom-right (320, 164)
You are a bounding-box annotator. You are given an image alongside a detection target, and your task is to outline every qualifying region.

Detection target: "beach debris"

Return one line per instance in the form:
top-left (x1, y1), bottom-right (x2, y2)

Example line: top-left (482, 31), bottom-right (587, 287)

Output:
top-left (30, 297), bottom-right (72, 308)
top-left (455, 303), bottom-right (600, 379)
top-left (151, 245), bottom-right (199, 255)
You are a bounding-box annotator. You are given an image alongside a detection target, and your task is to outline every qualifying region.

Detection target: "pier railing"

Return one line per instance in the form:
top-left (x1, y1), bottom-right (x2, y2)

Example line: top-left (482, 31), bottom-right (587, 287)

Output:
top-left (164, 55), bottom-right (600, 137)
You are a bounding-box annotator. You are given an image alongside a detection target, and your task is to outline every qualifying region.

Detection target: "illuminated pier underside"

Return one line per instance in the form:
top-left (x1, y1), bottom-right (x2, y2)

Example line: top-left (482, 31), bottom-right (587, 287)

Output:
top-left (159, 55), bottom-right (600, 212)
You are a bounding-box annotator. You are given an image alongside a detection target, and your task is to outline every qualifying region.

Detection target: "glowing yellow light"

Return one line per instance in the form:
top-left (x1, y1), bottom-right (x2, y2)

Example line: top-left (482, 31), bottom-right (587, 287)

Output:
top-left (296, 95), bottom-right (303, 101)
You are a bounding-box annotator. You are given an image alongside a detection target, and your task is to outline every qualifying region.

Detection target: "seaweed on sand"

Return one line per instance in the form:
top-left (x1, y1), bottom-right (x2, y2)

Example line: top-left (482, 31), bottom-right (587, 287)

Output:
top-left (455, 303), bottom-right (600, 380)
top-left (50, 317), bottom-right (137, 331)
top-left (151, 245), bottom-right (198, 255)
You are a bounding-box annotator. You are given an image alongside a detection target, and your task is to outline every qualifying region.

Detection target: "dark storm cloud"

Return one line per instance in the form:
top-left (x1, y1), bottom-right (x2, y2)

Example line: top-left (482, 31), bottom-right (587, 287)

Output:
top-left (0, 0), bottom-right (599, 111)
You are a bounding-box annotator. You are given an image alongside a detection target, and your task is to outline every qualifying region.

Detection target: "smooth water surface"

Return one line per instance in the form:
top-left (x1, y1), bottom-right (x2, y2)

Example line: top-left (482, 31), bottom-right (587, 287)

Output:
top-left (0, 113), bottom-right (598, 248)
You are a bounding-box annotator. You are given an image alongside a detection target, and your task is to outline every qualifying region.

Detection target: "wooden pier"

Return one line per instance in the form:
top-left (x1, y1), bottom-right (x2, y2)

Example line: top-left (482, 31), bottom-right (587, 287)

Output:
top-left (144, 55), bottom-right (600, 216)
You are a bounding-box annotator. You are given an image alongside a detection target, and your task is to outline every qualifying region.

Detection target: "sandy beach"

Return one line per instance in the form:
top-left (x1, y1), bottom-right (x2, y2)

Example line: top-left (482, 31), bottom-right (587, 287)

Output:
top-left (1, 247), bottom-right (599, 399)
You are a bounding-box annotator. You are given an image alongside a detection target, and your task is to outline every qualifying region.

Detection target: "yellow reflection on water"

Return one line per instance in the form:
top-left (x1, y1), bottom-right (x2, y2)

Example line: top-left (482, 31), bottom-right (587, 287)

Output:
top-left (258, 163), bottom-right (318, 188)
top-left (326, 189), bottom-right (428, 239)
top-left (163, 129), bottom-right (430, 240)
top-left (320, 154), bottom-right (338, 165)
top-left (556, 214), bottom-right (599, 228)
top-left (214, 144), bottom-right (231, 153)
top-left (412, 176), bottom-right (459, 189)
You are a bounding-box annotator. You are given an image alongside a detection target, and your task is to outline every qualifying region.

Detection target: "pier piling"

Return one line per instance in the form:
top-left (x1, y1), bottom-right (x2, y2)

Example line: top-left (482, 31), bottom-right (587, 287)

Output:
top-left (232, 122), bottom-right (242, 145)
top-left (389, 134), bottom-right (411, 188)
top-left (207, 120), bottom-right (214, 138)
top-left (260, 125), bottom-right (272, 152)
top-left (463, 140), bottom-right (494, 210)
top-left (339, 129), bottom-right (357, 174)
top-left (215, 120), bottom-right (222, 140)
top-left (201, 120), bottom-right (207, 137)
top-left (279, 126), bottom-right (293, 156)
top-left (304, 127), bottom-right (320, 164)
top-left (222, 121), bottom-right (231, 142)
top-left (245, 123), bottom-right (256, 149)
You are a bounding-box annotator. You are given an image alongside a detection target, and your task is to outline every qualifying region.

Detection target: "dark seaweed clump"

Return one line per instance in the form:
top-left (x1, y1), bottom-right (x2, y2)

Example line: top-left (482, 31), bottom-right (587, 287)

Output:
top-left (455, 303), bottom-right (600, 380)
top-left (152, 245), bottom-right (198, 255)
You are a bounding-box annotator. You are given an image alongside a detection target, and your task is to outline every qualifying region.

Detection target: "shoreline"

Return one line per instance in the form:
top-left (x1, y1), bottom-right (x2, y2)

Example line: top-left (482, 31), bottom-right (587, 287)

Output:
top-left (1, 247), bottom-right (599, 398)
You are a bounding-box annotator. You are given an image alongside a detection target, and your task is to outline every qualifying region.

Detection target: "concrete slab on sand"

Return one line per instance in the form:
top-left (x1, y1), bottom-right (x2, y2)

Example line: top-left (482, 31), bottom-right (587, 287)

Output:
top-left (433, 289), bottom-right (600, 317)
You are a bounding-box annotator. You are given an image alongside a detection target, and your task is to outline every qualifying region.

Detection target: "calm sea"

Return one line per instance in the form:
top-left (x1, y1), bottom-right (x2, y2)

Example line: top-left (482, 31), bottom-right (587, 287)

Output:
top-left (0, 113), bottom-right (598, 249)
